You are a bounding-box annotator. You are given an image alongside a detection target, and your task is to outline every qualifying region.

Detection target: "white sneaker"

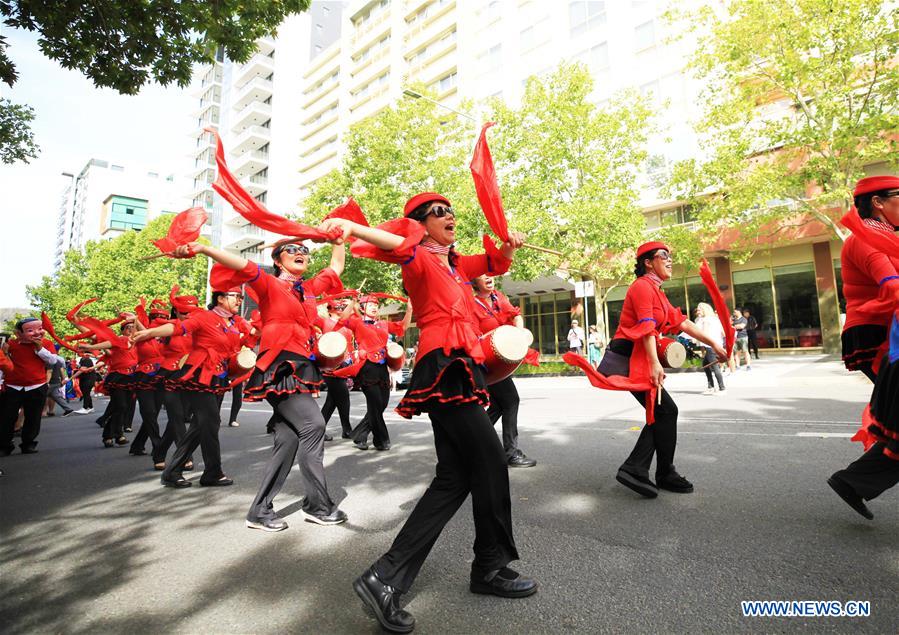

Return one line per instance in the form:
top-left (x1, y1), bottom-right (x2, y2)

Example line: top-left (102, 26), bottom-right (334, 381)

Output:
top-left (702, 387), bottom-right (716, 395)
top-left (74, 408), bottom-right (89, 415)
top-left (229, 421), bottom-right (240, 427)
top-left (717, 388), bottom-right (727, 395)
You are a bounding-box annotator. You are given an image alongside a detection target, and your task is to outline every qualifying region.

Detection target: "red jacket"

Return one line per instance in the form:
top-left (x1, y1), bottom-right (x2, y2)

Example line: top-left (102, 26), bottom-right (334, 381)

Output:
top-left (340, 315), bottom-right (405, 364)
top-left (176, 310), bottom-right (246, 385)
top-left (613, 275), bottom-right (686, 342)
top-left (472, 290), bottom-right (520, 333)
top-left (159, 325), bottom-right (193, 371)
top-left (840, 218), bottom-right (899, 331)
top-left (230, 261), bottom-right (343, 371)
top-left (4, 339), bottom-right (54, 386)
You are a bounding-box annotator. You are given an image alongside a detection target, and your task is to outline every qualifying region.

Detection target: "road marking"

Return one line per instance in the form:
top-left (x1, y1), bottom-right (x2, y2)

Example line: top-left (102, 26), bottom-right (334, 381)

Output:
top-left (795, 432), bottom-right (854, 438)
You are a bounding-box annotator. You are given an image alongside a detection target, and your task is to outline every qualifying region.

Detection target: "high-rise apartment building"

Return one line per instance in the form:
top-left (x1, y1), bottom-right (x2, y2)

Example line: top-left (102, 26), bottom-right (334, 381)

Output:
top-left (54, 159), bottom-right (186, 270)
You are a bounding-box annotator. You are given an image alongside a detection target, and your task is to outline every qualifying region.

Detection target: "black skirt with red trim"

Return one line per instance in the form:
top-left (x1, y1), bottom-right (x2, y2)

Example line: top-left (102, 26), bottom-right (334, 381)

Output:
top-left (867, 356), bottom-right (899, 460)
top-left (244, 350), bottom-right (323, 401)
top-left (165, 363), bottom-right (231, 395)
top-left (356, 360), bottom-right (390, 389)
top-left (99, 370), bottom-right (138, 392)
top-left (842, 324), bottom-right (888, 371)
top-left (132, 369), bottom-right (163, 391)
top-left (395, 348), bottom-right (489, 419)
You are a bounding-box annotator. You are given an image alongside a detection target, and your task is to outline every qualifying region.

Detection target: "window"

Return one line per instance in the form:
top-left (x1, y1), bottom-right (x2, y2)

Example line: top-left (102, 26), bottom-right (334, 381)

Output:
top-left (111, 164), bottom-right (124, 172)
top-left (437, 72), bottom-right (457, 92)
top-left (773, 263), bottom-right (821, 347)
top-left (520, 26), bottom-right (535, 50)
top-left (569, 1), bottom-right (606, 37)
top-left (634, 19), bottom-right (655, 51)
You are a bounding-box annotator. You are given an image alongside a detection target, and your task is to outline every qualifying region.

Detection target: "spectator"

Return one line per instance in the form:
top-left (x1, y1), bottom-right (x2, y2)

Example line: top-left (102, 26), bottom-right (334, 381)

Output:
top-left (73, 353), bottom-right (99, 414)
top-left (695, 303), bottom-right (726, 395)
top-left (45, 353), bottom-right (75, 417)
top-left (587, 325), bottom-right (604, 366)
top-left (743, 309), bottom-right (760, 359)
top-left (0, 318), bottom-right (64, 455)
top-left (567, 319), bottom-right (585, 354)
top-left (732, 309), bottom-right (752, 370)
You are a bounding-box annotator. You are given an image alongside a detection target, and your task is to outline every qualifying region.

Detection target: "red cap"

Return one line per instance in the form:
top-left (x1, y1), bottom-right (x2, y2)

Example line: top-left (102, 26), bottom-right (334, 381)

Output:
top-left (209, 263), bottom-right (243, 294)
top-left (403, 192), bottom-right (451, 217)
top-left (358, 294), bottom-right (379, 305)
top-left (854, 175), bottom-right (899, 197)
top-left (148, 299), bottom-right (168, 316)
top-left (636, 241), bottom-right (670, 259)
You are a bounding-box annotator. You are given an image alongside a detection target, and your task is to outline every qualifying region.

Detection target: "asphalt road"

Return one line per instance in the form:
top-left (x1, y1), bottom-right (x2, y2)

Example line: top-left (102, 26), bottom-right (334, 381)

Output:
top-left (1, 355), bottom-right (896, 634)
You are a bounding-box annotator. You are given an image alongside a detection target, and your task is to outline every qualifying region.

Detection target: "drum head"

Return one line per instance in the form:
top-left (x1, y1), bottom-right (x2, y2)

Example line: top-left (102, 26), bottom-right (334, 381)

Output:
top-left (318, 331), bottom-right (348, 357)
top-left (236, 346), bottom-right (257, 369)
top-left (521, 328), bottom-right (534, 347)
top-left (664, 340), bottom-right (687, 368)
top-left (386, 341), bottom-right (404, 359)
top-left (493, 325), bottom-right (529, 363)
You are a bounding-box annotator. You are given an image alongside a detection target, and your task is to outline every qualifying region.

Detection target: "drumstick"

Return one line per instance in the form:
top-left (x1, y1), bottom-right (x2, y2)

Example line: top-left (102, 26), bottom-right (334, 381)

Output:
top-left (657, 380), bottom-right (663, 405)
top-left (522, 242), bottom-right (562, 257)
top-left (140, 252), bottom-right (175, 261)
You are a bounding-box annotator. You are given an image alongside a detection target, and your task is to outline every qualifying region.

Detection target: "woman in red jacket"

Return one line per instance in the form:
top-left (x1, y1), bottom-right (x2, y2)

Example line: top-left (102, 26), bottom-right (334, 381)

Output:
top-left (471, 274), bottom-right (536, 468)
top-left (132, 287), bottom-right (246, 488)
top-left (340, 295), bottom-right (412, 451)
top-left (320, 192), bottom-right (535, 634)
top-left (828, 175), bottom-right (899, 520)
top-left (318, 297), bottom-right (355, 440)
top-left (171, 238), bottom-right (348, 531)
top-left (601, 242), bottom-right (727, 500)
top-left (128, 301), bottom-right (169, 460)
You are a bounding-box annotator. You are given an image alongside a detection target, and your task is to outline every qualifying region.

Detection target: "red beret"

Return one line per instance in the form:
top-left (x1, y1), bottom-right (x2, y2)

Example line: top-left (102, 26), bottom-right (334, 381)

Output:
top-left (854, 175), bottom-right (899, 196)
top-left (403, 192), bottom-right (451, 217)
top-left (209, 263), bottom-right (243, 294)
top-left (636, 241), bottom-right (670, 259)
top-left (358, 294), bottom-right (378, 305)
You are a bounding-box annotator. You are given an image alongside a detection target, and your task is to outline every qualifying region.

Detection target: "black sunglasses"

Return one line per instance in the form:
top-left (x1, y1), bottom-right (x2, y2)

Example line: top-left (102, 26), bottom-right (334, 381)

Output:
top-left (278, 244), bottom-right (310, 256)
top-left (427, 205), bottom-right (454, 218)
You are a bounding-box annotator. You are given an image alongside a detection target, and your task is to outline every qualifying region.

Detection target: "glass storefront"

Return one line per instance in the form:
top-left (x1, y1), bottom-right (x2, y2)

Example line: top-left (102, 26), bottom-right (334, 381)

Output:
top-left (512, 292), bottom-right (574, 356)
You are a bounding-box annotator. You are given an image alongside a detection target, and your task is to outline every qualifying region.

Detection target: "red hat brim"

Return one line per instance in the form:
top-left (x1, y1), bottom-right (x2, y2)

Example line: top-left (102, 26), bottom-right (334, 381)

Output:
top-left (854, 175), bottom-right (899, 197)
top-left (403, 192), bottom-right (451, 217)
top-left (636, 241), bottom-right (670, 260)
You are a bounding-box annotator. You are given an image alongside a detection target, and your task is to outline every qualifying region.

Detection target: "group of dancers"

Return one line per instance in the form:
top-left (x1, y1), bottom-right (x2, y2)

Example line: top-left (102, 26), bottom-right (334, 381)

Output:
top-left (3, 120), bottom-right (896, 631)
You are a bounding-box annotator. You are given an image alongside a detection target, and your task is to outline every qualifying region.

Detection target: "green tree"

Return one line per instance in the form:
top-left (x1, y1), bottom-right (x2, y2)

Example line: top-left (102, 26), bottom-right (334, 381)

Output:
top-left (0, 0), bottom-right (309, 162)
top-left (0, 97), bottom-right (37, 164)
top-left (487, 63), bottom-right (654, 329)
top-left (27, 215), bottom-right (208, 336)
top-left (302, 85), bottom-right (475, 293)
top-left (666, 0), bottom-right (899, 256)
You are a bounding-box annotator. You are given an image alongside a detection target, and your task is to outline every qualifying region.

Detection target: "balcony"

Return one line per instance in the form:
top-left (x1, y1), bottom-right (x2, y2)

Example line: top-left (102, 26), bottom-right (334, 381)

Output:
top-left (231, 101), bottom-right (272, 134)
top-left (405, 2), bottom-right (456, 53)
top-left (302, 76), bottom-right (339, 110)
top-left (230, 149), bottom-right (269, 179)
top-left (256, 35), bottom-right (275, 56)
top-left (231, 125), bottom-right (271, 154)
top-left (353, 8), bottom-right (391, 48)
top-left (225, 225), bottom-right (265, 251)
top-left (232, 76), bottom-right (273, 111)
top-left (234, 52), bottom-right (275, 87)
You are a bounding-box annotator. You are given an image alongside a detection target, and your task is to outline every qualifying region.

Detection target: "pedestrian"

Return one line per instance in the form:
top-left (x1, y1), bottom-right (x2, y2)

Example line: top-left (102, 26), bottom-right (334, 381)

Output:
top-left (731, 308), bottom-right (752, 370)
top-left (72, 353), bottom-right (98, 413)
top-left (590, 242), bottom-right (727, 499)
top-left (566, 319), bottom-right (585, 354)
top-left (0, 318), bottom-right (66, 455)
top-left (827, 174), bottom-right (899, 519)
top-left (173, 236), bottom-right (349, 530)
top-left (743, 309), bottom-right (760, 359)
top-left (696, 302), bottom-right (726, 394)
top-left (341, 295), bottom-right (412, 451)
top-left (472, 273), bottom-right (537, 468)
top-left (46, 352), bottom-right (75, 417)
top-left (322, 192), bottom-right (537, 634)
top-left (132, 284), bottom-right (247, 489)
top-left (587, 324), bottom-right (604, 367)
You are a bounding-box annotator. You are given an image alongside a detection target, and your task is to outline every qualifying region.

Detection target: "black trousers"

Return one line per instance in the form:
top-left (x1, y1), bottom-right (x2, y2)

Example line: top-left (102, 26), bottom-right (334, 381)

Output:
top-left (163, 392), bottom-right (223, 481)
top-left (79, 376), bottom-right (95, 409)
top-left (747, 332), bottom-right (759, 358)
top-left (621, 388), bottom-right (678, 480)
top-left (229, 383), bottom-right (243, 424)
top-left (353, 380), bottom-right (390, 448)
top-left (247, 392), bottom-right (335, 521)
top-left (131, 387), bottom-right (164, 454)
top-left (103, 388), bottom-right (132, 441)
top-left (833, 442), bottom-right (899, 501)
top-left (321, 375), bottom-right (352, 436)
top-left (374, 403), bottom-right (518, 593)
top-left (0, 385), bottom-right (48, 452)
top-left (487, 376), bottom-right (521, 458)
top-left (156, 389), bottom-right (192, 464)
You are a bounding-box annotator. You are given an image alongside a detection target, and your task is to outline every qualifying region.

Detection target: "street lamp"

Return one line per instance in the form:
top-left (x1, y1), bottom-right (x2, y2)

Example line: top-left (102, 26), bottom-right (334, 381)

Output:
top-left (402, 87), bottom-right (478, 123)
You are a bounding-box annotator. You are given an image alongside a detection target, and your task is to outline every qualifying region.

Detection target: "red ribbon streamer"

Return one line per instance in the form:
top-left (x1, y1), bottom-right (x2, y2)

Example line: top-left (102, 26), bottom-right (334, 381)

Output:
top-left (840, 208), bottom-right (899, 254)
top-left (562, 352), bottom-right (657, 423)
top-left (41, 313), bottom-right (80, 353)
top-left (699, 259), bottom-right (735, 358)
top-left (206, 127), bottom-right (341, 242)
top-left (470, 122), bottom-right (510, 242)
top-left (152, 207), bottom-right (207, 255)
top-left (66, 298), bottom-right (98, 325)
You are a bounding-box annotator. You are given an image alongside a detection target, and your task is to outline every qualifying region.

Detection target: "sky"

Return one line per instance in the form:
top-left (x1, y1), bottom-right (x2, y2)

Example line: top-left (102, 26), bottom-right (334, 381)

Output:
top-left (0, 27), bottom-right (195, 308)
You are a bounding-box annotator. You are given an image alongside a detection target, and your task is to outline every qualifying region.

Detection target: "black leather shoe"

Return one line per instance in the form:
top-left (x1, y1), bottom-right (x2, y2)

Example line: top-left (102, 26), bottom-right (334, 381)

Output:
top-left (302, 508), bottom-right (348, 525)
top-left (656, 466), bottom-right (693, 493)
top-left (341, 432), bottom-right (352, 439)
top-left (508, 451), bottom-right (536, 468)
top-left (200, 475), bottom-right (234, 487)
top-left (246, 516), bottom-right (288, 532)
top-left (324, 433), bottom-right (333, 442)
top-left (129, 449), bottom-right (147, 456)
top-left (827, 474), bottom-right (873, 520)
top-left (353, 567), bottom-right (415, 634)
top-left (161, 475), bottom-right (191, 488)
top-left (616, 467), bottom-right (658, 498)
top-left (354, 440), bottom-right (369, 450)
top-left (20, 444), bottom-right (38, 455)
top-left (375, 442), bottom-right (391, 451)
top-left (470, 567), bottom-right (538, 598)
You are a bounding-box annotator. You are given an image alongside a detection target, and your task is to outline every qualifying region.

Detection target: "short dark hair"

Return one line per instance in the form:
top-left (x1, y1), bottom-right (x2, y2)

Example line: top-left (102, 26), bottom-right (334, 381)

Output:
top-left (406, 202), bottom-right (432, 222)
top-left (14, 317), bottom-right (39, 331)
top-left (855, 190), bottom-right (897, 219)
top-left (634, 249), bottom-right (660, 277)
top-left (208, 291), bottom-right (226, 310)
